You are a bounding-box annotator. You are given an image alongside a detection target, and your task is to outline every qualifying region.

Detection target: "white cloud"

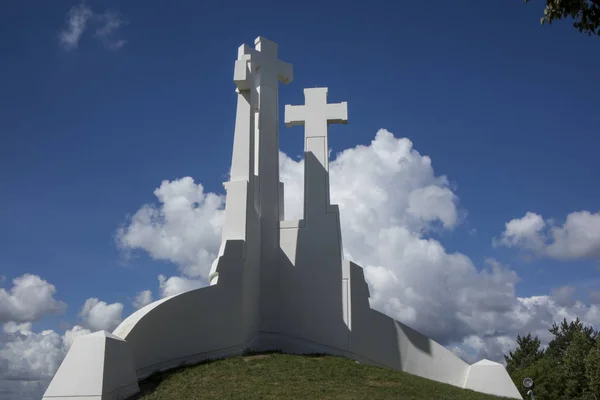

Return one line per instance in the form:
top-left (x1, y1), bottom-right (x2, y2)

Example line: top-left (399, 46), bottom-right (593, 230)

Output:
top-left (0, 322), bottom-right (90, 400)
top-left (547, 211), bottom-right (600, 259)
top-left (0, 274), bottom-right (66, 324)
top-left (78, 298), bottom-right (123, 332)
top-left (58, 4), bottom-right (93, 50)
top-left (61, 325), bottom-right (92, 349)
top-left (330, 131), bottom-right (459, 236)
top-left (132, 290), bottom-right (153, 309)
top-left (551, 285), bottom-right (576, 308)
top-left (58, 4), bottom-right (126, 51)
top-left (406, 185), bottom-right (458, 230)
top-left (117, 129), bottom-right (600, 365)
top-left (116, 177), bottom-right (225, 280)
top-left (281, 129), bottom-right (460, 234)
top-left (449, 297), bottom-right (600, 364)
top-left (94, 11), bottom-right (127, 50)
top-left (0, 276), bottom-right (94, 399)
top-left (496, 211), bottom-right (600, 260)
top-left (495, 212), bottom-right (546, 251)
top-left (3, 321), bottom-right (32, 334)
top-left (158, 275), bottom-right (204, 298)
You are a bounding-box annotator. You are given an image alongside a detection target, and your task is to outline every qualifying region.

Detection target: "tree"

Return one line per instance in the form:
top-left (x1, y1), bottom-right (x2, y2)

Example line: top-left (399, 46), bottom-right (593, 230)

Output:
top-left (585, 338), bottom-right (600, 398)
top-left (504, 319), bottom-right (600, 399)
top-left (510, 356), bottom-right (566, 399)
top-left (563, 330), bottom-right (597, 398)
top-left (526, 0), bottom-right (600, 35)
top-left (545, 317), bottom-right (598, 363)
top-left (504, 333), bottom-right (545, 375)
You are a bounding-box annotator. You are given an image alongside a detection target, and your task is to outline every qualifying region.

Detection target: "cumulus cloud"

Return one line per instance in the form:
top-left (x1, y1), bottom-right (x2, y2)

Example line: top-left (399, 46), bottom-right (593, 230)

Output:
top-left (117, 129), bottom-right (600, 365)
top-left (61, 325), bottom-right (92, 349)
top-left (495, 212), bottom-right (546, 251)
top-left (0, 274), bottom-right (66, 324)
top-left (551, 285), bottom-right (576, 308)
top-left (3, 321), bottom-right (32, 334)
top-left (0, 322), bottom-right (90, 400)
top-left (117, 177), bottom-right (225, 280)
top-left (496, 211), bottom-right (600, 260)
top-left (281, 130), bottom-right (459, 235)
top-left (78, 298), bottom-right (123, 332)
top-left (132, 290), bottom-right (153, 309)
top-left (0, 275), bottom-right (94, 399)
top-left (449, 296), bottom-right (600, 364)
top-left (58, 4), bottom-right (126, 51)
top-left (158, 275), bottom-right (204, 298)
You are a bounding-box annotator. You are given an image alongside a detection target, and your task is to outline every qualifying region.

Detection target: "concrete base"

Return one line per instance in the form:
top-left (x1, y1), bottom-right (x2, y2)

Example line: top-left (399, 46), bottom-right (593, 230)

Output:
top-left (464, 359), bottom-right (522, 398)
top-left (43, 243), bottom-right (521, 399)
top-left (42, 331), bottom-right (138, 400)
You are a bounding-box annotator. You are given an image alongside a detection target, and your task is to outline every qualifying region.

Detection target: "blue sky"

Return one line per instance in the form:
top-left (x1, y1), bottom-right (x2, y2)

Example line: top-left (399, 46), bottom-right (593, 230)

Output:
top-left (1, 0), bottom-right (600, 366)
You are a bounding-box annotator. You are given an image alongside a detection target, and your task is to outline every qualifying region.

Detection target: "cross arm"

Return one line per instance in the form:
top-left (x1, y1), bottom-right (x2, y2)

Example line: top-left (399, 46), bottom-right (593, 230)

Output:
top-left (242, 47), bottom-right (293, 85)
top-left (326, 102), bottom-right (348, 125)
top-left (233, 55), bottom-right (252, 91)
top-left (284, 104), bottom-right (306, 127)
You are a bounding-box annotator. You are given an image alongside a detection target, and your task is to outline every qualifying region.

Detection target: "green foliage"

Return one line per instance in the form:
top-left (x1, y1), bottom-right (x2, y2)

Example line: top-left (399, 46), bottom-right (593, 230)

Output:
top-left (585, 338), bottom-right (600, 398)
top-left (504, 333), bottom-right (544, 375)
top-left (563, 329), bottom-right (597, 398)
top-left (525, 0), bottom-right (600, 35)
top-left (510, 356), bottom-right (566, 399)
top-left (546, 317), bottom-right (598, 362)
top-left (505, 317), bottom-right (600, 400)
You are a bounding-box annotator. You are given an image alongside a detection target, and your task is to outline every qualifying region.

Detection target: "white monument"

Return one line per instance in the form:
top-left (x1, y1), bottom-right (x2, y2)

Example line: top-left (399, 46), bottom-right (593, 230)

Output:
top-left (43, 37), bottom-right (522, 400)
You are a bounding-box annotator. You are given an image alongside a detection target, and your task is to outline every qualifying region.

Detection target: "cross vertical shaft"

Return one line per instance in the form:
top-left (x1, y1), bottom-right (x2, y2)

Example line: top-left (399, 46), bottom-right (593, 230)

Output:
top-left (285, 88), bottom-right (348, 217)
top-left (239, 37), bottom-right (293, 332)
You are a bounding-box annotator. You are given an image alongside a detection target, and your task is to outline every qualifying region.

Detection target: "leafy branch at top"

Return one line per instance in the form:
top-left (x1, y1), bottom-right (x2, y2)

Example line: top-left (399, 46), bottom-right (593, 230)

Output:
top-left (526, 0), bottom-right (600, 35)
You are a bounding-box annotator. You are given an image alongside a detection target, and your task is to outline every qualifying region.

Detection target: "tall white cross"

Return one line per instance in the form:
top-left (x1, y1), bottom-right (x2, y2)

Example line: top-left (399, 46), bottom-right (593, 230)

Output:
top-left (238, 39), bottom-right (293, 90)
top-left (238, 37), bottom-right (293, 331)
top-left (285, 88), bottom-right (348, 171)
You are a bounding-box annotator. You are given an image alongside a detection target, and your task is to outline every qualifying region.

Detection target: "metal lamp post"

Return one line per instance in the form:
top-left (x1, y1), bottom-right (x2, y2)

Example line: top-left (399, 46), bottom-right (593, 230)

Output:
top-left (523, 377), bottom-right (534, 400)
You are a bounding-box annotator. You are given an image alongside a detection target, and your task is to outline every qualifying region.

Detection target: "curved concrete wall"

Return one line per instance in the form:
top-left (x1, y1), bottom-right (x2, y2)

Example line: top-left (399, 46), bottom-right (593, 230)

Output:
top-left (347, 261), bottom-right (471, 387)
top-left (278, 208), bottom-right (472, 390)
top-left (45, 232), bottom-right (521, 400)
top-left (276, 146), bottom-right (474, 390)
top-left (114, 240), bottom-right (252, 378)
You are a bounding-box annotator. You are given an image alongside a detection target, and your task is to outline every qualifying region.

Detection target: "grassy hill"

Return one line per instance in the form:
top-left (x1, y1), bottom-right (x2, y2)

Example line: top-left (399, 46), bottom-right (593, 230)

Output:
top-left (131, 352), bottom-right (516, 400)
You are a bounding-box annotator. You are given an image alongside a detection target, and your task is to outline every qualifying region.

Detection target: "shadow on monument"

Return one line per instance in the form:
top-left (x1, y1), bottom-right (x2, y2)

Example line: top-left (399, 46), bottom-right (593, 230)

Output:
top-left (274, 150), bottom-right (433, 371)
top-left (114, 149), bottom-right (513, 399)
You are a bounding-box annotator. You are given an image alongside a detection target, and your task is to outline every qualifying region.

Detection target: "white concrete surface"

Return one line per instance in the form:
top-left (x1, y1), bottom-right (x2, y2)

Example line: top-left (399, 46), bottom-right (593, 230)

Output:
top-left (465, 359), bottom-right (523, 398)
top-left (44, 37), bottom-right (522, 400)
top-left (43, 331), bottom-right (138, 400)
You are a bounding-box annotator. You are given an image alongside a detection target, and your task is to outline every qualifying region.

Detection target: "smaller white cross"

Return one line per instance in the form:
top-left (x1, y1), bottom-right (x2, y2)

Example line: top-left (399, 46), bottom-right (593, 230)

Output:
top-left (285, 88), bottom-right (348, 171)
top-left (285, 88), bottom-right (348, 138)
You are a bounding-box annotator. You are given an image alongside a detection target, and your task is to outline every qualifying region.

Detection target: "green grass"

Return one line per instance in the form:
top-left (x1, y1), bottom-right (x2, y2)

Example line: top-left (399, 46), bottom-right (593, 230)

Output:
top-left (131, 352), bottom-right (514, 400)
